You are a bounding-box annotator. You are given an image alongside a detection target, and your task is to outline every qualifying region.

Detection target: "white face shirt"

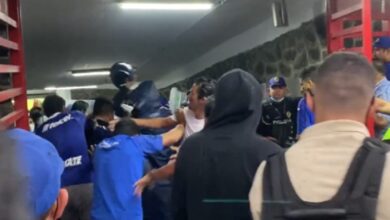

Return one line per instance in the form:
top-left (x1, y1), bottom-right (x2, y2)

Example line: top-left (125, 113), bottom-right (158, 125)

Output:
top-left (183, 107), bottom-right (205, 139)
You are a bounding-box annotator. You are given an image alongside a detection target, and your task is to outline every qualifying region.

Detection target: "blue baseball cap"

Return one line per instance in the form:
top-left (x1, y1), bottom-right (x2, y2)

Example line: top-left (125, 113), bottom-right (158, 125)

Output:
top-left (269, 76), bottom-right (287, 88)
top-left (374, 37), bottom-right (390, 49)
top-left (7, 129), bottom-right (64, 219)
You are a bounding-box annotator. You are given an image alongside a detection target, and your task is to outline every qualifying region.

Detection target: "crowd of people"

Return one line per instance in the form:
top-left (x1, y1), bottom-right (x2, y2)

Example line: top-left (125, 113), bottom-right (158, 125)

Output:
top-left (3, 37), bottom-right (390, 220)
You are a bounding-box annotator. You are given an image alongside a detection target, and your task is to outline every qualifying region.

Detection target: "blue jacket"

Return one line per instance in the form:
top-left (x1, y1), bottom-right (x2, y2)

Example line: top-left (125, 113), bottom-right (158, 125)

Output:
top-left (297, 98), bottom-right (315, 135)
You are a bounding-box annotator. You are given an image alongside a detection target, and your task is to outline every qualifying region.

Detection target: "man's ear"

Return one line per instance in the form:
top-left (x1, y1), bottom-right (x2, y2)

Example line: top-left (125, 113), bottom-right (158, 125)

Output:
top-left (54, 189), bottom-right (69, 219)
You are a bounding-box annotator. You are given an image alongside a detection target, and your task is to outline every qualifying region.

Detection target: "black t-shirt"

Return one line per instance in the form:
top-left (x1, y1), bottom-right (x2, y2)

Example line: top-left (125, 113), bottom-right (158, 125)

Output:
top-left (257, 97), bottom-right (301, 148)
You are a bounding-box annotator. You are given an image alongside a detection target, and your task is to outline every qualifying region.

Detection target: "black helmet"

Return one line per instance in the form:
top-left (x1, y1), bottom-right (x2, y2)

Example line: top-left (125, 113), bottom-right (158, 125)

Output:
top-left (110, 62), bottom-right (135, 89)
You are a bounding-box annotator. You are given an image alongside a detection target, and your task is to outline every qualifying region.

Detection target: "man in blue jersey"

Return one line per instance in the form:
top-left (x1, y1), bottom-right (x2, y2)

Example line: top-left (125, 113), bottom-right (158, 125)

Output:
top-left (374, 36), bottom-right (390, 80)
top-left (91, 118), bottom-right (184, 220)
top-left (36, 95), bottom-right (92, 186)
top-left (36, 94), bottom-right (92, 220)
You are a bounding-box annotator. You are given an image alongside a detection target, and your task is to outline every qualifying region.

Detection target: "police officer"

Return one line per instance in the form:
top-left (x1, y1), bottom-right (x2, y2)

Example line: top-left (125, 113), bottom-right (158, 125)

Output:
top-left (374, 36), bottom-right (390, 80)
top-left (257, 76), bottom-right (300, 148)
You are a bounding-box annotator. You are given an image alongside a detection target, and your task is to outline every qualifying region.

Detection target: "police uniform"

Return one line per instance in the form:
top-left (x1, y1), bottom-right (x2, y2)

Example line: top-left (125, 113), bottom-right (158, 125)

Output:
top-left (257, 77), bottom-right (300, 148)
top-left (35, 111), bottom-right (92, 187)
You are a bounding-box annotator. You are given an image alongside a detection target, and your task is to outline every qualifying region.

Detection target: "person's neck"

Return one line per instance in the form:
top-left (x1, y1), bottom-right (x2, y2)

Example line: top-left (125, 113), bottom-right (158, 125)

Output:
top-left (48, 112), bottom-right (62, 120)
top-left (191, 107), bottom-right (205, 120)
top-left (270, 97), bottom-right (285, 103)
top-left (315, 112), bottom-right (366, 125)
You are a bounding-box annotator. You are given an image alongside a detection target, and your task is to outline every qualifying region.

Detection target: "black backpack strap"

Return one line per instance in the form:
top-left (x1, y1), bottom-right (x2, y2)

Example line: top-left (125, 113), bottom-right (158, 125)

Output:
top-left (262, 153), bottom-right (287, 219)
top-left (350, 138), bottom-right (390, 198)
top-left (264, 153), bottom-right (285, 200)
top-left (346, 138), bottom-right (390, 219)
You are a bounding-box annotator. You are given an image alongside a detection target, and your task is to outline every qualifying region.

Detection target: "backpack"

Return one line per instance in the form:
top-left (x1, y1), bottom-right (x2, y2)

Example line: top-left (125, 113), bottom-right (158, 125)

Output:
top-left (262, 138), bottom-right (389, 220)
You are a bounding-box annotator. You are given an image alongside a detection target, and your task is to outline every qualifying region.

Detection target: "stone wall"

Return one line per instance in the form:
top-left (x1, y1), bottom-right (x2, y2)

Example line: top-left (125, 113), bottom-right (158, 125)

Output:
top-left (160, 15), bottom-right (327, 97)
top-left (71, 89), bottom-right (117, 100)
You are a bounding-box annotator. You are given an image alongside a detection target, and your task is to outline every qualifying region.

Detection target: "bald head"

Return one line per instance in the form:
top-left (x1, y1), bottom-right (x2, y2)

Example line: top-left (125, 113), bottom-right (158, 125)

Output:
top-left (312, 52), bottom-right (375, 121)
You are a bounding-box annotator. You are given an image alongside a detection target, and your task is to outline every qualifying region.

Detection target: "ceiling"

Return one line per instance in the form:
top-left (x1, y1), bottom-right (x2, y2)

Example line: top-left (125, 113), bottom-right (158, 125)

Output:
top-left (20, 0), bottom-right (273, 90)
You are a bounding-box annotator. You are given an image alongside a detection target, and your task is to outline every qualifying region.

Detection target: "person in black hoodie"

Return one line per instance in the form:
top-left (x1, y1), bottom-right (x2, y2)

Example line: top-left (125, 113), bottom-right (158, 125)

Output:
top-left (171, 69), bottom-right (282, 220)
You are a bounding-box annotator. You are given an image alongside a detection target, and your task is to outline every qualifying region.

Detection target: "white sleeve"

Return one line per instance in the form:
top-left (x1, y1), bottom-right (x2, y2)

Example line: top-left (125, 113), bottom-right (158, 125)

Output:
top-left (249, 162), bottom-right (266, 220)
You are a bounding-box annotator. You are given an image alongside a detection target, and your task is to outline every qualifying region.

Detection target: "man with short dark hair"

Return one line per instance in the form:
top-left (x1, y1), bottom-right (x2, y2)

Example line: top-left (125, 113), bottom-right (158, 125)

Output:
top-left (42, 95), bottom-right (66, 118)
top-left (91, 118), bottom-right (184, 220)
top-left (36, 94), bottom-right (92, 220)
top-left (71, 100), bottom-right (89, 115)
top-left (37, 95), bottom-right (92, 186)
top-left (250, 52), bottom-right (390, 220)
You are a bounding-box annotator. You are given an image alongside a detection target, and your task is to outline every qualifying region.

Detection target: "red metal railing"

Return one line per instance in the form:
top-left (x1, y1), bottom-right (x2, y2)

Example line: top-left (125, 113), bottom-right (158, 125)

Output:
top-left (0, 0), bottom-right (28, 129)
top-left (327, 0), bottom-right (390, 137)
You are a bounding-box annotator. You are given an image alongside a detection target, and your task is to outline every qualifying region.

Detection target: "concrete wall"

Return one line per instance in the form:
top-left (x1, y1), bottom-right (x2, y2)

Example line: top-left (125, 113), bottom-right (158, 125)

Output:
top-left (157, 0), bottom-right (325, 91)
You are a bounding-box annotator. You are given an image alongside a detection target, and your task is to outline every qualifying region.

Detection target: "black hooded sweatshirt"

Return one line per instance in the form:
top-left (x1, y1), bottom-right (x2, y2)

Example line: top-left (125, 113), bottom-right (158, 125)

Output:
top-left (172, 69), bottom-right (282, 220)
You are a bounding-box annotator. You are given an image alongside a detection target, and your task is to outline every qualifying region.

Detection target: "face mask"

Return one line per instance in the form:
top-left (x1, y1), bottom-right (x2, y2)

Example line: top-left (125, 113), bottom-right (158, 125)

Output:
top-left (270, 97), bottom-right (285, 103)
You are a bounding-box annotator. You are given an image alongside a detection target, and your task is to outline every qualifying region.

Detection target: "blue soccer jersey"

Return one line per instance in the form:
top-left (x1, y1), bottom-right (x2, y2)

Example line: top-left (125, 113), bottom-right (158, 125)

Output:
top-left (91, 134), bottom-right (163, 220)
top-left (297, 98), bottom-right (315, 135)
top-left (36, 111), bottom-right (92, 187)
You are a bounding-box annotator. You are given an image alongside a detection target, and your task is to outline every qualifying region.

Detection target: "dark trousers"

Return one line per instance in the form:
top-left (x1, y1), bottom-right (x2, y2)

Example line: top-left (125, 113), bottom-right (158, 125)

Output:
top-left (61, 183), bottom-right (93, 220)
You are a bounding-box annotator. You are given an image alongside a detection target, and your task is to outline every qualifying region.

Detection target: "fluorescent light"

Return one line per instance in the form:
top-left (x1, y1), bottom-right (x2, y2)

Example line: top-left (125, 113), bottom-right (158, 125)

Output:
top-left (119, 3), bottom-right (213, 11)
top-left (44, 85), bottom-right (98, 91)
top-left (71, 68), bottom-right (110, 77)
top-left (72, 71), bottom-right (110, 77)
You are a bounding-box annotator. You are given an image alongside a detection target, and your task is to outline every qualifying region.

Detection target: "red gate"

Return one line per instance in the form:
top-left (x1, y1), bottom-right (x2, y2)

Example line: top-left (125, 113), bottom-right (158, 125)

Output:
top-left (327, 0), bottom-right (390, 136)
top-left (0, 0), bottom-right (28, 129)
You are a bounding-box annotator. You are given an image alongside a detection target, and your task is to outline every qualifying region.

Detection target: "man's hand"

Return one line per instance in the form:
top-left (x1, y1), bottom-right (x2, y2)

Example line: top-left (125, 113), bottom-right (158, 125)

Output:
top-left (375, 98), bottom-right (390, 115)
top-left (134, 173), bottom-right (153, 197)
top-left (169, 146), bottom-right (180, 161)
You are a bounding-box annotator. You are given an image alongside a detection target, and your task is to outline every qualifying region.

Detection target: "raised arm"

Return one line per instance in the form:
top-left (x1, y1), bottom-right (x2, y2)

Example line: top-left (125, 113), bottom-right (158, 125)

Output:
top-left (162, 124), bottom-right (184, 147)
